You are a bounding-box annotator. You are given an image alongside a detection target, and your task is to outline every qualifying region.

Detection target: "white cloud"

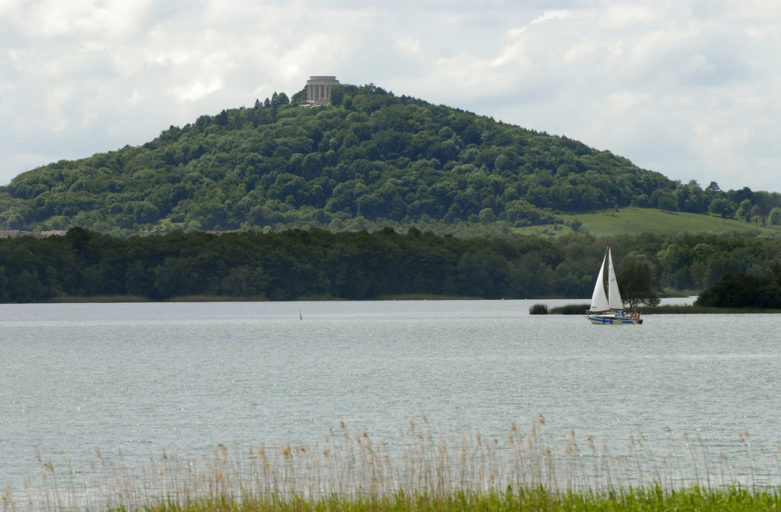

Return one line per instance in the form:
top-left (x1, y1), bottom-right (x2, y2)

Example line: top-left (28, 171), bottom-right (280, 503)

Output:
top-left (606, 91), bottom-right (652, 112)
top-left (126, 89), bottom-right (145, 106)
top-left (530, 9), bottom-right (571, 26)
top-left (11, 0), bottom-right (152, 39)
top-left (598, 3), bottom-right (667, 29)
top-left (1, 0), bottom-right (780, 194)
top-left (396, 36), bottom-right (421, 56)
top-left (172, 78), bottom-right (224, 103)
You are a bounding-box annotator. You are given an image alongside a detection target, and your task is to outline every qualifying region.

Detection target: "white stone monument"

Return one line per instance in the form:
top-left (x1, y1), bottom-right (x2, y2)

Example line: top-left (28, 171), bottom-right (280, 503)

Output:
top-left (306, 76), bottom-right (340, 106)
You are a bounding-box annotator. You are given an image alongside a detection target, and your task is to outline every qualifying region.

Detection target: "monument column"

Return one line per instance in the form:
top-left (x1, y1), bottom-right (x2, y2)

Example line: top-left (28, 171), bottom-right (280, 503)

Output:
top-left (306, 76), bottom-right (340, 106)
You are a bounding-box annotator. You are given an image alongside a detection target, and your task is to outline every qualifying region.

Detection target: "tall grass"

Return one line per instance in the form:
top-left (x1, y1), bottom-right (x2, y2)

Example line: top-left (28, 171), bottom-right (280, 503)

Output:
top-left (3, 417), bottom-right (780, 511)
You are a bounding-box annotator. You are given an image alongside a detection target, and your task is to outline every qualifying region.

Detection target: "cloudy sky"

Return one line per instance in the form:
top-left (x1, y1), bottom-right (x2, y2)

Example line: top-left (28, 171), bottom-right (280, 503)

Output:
top-left (1, 0), bottom-right (779, 192)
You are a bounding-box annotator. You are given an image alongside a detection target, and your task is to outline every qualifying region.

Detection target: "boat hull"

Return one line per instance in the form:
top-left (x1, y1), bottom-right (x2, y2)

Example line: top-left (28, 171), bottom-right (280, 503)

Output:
top-left (587, 314), bottom-right (643, 325)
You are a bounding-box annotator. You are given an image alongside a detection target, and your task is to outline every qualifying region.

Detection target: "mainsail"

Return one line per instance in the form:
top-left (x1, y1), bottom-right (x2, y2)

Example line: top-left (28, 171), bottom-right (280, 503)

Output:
top-left (607, 248), bottom-right (624, 310)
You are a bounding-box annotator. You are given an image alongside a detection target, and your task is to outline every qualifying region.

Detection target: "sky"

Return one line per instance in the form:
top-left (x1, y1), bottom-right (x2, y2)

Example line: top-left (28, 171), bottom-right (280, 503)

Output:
top-left (1, 0), bottom-right (779, 192)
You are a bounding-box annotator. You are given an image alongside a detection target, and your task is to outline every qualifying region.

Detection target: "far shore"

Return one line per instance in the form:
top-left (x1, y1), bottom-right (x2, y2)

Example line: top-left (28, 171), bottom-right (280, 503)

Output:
top-left (545, 303), bottom-right (781, 314)
top-left (638, 304), bottom-right (781, 314)
top-left (43, 294), bottom-right (478, 303)
top-left (5, 295), bottom-right (772, 313)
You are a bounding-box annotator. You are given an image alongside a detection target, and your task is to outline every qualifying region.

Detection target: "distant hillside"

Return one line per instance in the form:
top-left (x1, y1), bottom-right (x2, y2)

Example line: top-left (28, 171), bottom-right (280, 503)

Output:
top-left (1, 84), bottom-right (779, 235)
top-left (557, 207), bottom-right (781, 238)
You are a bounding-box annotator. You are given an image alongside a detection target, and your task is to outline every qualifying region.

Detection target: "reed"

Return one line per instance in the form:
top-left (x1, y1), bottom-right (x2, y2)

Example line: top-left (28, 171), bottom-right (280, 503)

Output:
top-left (4, 417), bottom-right (781, 512)
top-left (550, 303), bottom-right (590, 315)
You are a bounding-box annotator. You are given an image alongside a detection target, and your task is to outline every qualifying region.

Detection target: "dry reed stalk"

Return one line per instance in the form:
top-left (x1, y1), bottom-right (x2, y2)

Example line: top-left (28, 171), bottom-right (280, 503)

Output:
top-left (3, 420), bottom-right (779, 512)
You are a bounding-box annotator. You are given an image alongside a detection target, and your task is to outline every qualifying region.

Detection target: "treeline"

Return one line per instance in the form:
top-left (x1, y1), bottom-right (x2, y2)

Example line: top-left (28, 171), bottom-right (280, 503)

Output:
top-left (4, 84), bottom-right (777, 236)
top-left (1, 228), bottom-right (781, 303)
top-left (696, 264), bottom-right (781, 308)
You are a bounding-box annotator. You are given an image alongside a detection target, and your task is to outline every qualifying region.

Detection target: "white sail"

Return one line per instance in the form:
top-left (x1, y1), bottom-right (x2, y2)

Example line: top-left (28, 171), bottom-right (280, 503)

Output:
top-left (589, 252), bottom-right (609, 312)
top-left (587, 248), bottom-right (642, 325)
top-left (607, 248), bottom-right (624, 310)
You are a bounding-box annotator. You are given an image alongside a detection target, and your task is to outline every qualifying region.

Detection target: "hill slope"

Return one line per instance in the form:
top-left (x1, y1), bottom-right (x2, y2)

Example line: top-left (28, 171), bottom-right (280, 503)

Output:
top-left (557, 207), bottom-right (781, 238)
top-left (1, 84), bottom-right (779, 235)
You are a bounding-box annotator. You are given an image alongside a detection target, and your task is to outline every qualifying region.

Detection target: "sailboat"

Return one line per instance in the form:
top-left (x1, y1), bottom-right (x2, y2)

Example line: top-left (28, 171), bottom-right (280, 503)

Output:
top-left (587, 247), bottom-right (643, 325)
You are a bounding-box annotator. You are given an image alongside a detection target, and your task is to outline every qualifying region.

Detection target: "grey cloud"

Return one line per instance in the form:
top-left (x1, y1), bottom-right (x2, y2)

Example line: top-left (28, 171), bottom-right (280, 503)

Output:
top-left (0, 0), bottom-right (780, 192)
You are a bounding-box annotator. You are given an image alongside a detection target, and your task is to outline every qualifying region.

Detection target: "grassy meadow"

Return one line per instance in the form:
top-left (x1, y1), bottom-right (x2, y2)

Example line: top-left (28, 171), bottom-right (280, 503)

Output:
top-left (516, 207), bottom-right (781, 237)
top-left (4, 417), bottom-right (781, 512)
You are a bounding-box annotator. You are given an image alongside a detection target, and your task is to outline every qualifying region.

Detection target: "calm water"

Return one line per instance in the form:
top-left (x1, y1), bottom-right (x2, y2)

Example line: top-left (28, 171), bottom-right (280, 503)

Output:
top-left (1, 299), bottom-right (780, 495)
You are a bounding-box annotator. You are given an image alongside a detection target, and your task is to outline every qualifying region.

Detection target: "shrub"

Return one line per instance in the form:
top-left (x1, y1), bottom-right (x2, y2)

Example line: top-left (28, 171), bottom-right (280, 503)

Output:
top-left (551, 303), bottom-right (589, 315)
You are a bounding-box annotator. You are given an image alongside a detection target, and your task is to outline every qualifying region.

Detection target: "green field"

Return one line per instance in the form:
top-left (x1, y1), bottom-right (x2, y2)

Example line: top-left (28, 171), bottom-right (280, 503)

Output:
top-left (549, 207), bottom-right (781, 237)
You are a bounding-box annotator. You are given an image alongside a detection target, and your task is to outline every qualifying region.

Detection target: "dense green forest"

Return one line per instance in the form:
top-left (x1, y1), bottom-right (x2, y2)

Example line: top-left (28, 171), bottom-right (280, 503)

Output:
top-left (1, 227), bottom-right (780, 303)
top-left (3, 84), bottom-right (780, 236)
top-left (696, 264), bottom-right (781, 308)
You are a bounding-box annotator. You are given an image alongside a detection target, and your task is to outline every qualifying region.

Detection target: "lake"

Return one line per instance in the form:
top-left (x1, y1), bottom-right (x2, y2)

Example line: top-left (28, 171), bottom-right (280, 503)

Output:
top-left (1, 299), bottom-right (780, 503)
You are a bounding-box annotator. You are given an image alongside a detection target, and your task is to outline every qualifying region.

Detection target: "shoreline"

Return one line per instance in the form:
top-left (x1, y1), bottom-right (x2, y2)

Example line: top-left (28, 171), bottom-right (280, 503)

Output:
top-left (545, 303), bottom-right (781, 314)
top-left (5, 295), bottom-right (777, 313)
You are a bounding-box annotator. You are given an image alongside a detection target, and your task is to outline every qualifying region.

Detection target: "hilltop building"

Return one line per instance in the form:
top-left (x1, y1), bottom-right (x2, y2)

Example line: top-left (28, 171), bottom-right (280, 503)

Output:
top-left (306, 76), bottom-right (339, 106)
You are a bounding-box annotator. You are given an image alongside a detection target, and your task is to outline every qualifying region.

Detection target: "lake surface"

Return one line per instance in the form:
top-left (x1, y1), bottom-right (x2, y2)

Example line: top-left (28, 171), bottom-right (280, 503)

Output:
top-left (2, 299), bottom-right (780, 500)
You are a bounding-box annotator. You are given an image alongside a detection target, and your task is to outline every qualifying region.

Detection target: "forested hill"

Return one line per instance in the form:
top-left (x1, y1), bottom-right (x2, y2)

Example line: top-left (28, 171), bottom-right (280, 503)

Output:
top-left (1, 84), bottom-right (778, 236)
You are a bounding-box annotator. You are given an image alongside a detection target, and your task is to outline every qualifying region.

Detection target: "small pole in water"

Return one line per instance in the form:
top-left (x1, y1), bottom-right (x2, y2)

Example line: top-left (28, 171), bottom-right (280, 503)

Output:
top-left (299, 309), bottom-right (302, 320)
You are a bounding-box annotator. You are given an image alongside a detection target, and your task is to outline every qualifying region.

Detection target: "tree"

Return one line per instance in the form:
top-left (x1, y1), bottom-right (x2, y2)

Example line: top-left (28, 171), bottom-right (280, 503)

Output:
top-left (696, 268), bottom-right (781, 308)
top-left (271, 92), bottom-right (289, 105)
top-left (656, 191), bottom-right (677, 211)
top-left (616, 252), bottom-right (660, 309)
top-left (215, 109), bottom-right (228, 126)
top-left (708, 197), bottom-right (737, 218)
top-left (735, 199), bottom-right (753, 221)
top-left (769, 207), bottom-right (781, 225)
